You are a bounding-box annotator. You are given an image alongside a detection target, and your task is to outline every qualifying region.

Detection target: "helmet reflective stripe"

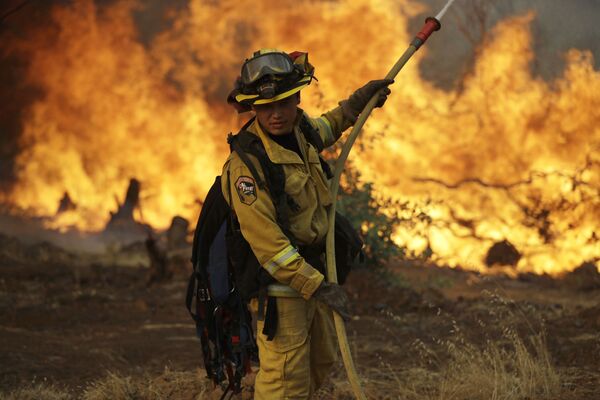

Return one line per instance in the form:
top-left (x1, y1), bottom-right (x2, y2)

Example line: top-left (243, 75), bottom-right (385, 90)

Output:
top-left (234, 93), bottom-right (260, 102)
top-left (252, 83), bottom-right (307, 104)
top-left (241, 52), bottom-right (295, 85)
top-left (236, 75), bottom-right (312, 105)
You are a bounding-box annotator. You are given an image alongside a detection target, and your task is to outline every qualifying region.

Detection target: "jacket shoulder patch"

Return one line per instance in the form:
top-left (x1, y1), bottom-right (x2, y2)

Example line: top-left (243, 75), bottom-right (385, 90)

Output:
top-left (235, 176), bottom-right (257, 205)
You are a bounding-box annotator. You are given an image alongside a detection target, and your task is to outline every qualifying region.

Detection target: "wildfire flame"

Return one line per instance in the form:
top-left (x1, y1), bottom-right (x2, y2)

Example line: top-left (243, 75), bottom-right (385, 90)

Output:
top-left (1, 0), bottom-right (598, 274)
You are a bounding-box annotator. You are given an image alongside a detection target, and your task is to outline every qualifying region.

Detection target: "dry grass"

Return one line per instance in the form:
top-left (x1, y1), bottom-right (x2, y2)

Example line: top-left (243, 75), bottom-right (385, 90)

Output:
top-left (0, 290), bottom-right (571, 400)
top-left (0, 383), bottom-right (71, 400)
top-left (315, 288), bottom-right (568, 400)
top-left (430, 332), bottom-right (561, 400)
top-left (0, 369), bottom-right (213, 400)
top-left (81, 369), bottom-right (212, 400)
top-left (0, 336), bottom-right (567, 400)
top-left (315, 330), bottom-right (563, 400)
top-left (414, 291), bottom-right (565, 400)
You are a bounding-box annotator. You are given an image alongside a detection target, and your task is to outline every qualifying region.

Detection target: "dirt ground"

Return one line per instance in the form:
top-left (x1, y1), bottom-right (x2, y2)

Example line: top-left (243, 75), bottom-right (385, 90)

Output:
top-left (1, 238), bottom-right (599, 399)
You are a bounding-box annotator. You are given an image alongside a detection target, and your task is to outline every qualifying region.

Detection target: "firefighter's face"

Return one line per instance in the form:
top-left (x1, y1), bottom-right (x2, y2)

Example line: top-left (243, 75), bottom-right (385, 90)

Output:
top-left (252, 93), bottom-right (299, 136)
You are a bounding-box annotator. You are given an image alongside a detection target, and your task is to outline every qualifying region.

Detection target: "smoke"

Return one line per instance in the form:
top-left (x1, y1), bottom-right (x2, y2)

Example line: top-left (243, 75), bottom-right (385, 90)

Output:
top-left (131, 0), bottom-right (188, 47)
top-left (0, 1), bottom-right (52, 192)
top-left (0, 55), bottom-right (34, 192)
top-left (415, 0), bottom-right (600, 88)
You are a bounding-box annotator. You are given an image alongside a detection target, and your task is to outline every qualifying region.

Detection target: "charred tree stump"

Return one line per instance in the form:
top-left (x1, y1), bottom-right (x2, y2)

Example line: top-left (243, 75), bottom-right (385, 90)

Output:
top-left (564, 260), bottom-right (600, 291)
top-left (146, 234), bottom-right (170, 285)
top-left (56, 192), bottom-right (76, 214)
top-left (166, 216), bottom-right (191, 276)
top-left (108, 178), bottom-right (140, 225)
top-left (485, 240), bottom-right (521, 267)
top-left (167, 216), bottom-right (189, 251)
top-left (104, 178), bottom-right (149, 242)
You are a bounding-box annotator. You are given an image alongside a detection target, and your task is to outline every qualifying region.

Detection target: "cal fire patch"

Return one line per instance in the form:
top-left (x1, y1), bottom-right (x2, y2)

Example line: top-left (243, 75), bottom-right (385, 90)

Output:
top-left (235, 176), bottom-right (257, 205)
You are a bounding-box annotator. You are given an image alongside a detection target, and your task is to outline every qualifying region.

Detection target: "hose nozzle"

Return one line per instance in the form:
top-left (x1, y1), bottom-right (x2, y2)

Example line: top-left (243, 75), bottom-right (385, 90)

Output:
top-left (411, 17), bottom-right (441, 50)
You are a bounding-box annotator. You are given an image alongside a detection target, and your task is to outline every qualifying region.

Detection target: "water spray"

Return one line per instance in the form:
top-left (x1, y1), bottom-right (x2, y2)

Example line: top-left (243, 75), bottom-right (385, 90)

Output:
top-left (325, 0), bottom-right (455, 398)
top-left (435, 0), bottom-right (456, 20)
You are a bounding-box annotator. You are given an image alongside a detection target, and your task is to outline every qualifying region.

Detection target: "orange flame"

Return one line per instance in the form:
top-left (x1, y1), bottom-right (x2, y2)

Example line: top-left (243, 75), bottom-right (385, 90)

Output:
top-left (1, 0), bottom-right (598, 274)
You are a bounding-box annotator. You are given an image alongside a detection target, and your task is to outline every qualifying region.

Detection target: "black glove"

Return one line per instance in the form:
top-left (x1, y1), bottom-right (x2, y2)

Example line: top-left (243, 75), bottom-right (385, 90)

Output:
top-left (339, 78), bottom-right (394, 122)
top-left (312, 281), bottom-right (352, 321)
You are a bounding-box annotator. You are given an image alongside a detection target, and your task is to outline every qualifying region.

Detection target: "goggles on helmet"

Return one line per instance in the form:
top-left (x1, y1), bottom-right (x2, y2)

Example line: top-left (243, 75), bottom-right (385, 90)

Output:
top-left (240, 52), bottom-right (295, 86)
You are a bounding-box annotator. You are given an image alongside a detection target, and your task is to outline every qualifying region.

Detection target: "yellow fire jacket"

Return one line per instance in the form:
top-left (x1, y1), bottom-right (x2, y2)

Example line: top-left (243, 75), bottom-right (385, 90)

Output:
top-left (221, 106), bottom-right (352, 300)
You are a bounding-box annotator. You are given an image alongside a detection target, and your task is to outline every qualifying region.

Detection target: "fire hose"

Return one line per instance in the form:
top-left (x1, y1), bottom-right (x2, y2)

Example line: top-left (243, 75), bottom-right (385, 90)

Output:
top-left (324, 1), bottom-right (455, 398)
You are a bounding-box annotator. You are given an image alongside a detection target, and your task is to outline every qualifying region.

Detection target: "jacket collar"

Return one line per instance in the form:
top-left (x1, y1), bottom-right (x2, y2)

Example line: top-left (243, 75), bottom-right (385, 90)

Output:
top-left (249, 109), bottom-right (305, 165)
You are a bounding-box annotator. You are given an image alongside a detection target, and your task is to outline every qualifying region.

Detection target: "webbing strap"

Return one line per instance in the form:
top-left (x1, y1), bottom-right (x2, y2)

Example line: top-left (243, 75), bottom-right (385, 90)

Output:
top-left (218, 385), bottom-right (233, 400)
top-left (231, 130), bottom-right (297, 247)
top-left (229, 134), bottom-right (266, 189)
top-left (262, 296), bottom-right (278, 341)
top-left (299, 114), bottom-right (325, 152)
top-left (257, 287), bottom-right (267, 322)
top-left (185, 272), bottom-right (197, 320)
top-left (299, 115), bottom-right (334, 178)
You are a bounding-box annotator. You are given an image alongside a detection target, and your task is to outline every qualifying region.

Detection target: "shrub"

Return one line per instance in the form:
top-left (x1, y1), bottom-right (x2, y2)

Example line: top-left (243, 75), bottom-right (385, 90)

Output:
top-left (335, 159), bottom-right (430, 266)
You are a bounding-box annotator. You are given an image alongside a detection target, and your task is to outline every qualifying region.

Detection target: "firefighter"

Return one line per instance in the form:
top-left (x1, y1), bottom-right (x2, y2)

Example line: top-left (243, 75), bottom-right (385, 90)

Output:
top-left (223, 49), bottom-right (392, 399)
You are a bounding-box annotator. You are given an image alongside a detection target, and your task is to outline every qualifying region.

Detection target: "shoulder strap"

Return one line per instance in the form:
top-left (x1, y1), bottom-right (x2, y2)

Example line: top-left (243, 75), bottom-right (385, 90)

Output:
top-left (228, 133), bottom-right (266, 189)
top-left (298, 114), bottom-right (334, 178)
top-left (227, 119), bottom-right (296, 245)
top-left (299, 114), bottom-right (325, 152)
top-left (240, 116), bottom-right (256, 131)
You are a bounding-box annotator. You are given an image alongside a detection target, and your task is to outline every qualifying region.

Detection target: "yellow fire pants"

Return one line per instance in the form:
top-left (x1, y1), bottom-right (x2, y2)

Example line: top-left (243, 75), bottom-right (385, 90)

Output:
top-left (253, 296), bottom-right (338, 400)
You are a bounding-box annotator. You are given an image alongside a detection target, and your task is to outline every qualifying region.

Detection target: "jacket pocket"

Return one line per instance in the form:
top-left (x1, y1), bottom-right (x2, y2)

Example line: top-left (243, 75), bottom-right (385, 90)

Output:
top-left (284, 165), bottom-right (308, 196)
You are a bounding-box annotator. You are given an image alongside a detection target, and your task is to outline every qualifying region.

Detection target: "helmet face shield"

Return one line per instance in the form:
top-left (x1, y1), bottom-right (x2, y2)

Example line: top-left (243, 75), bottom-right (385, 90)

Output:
top-left (241, 52), bottom-right (295, 86)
